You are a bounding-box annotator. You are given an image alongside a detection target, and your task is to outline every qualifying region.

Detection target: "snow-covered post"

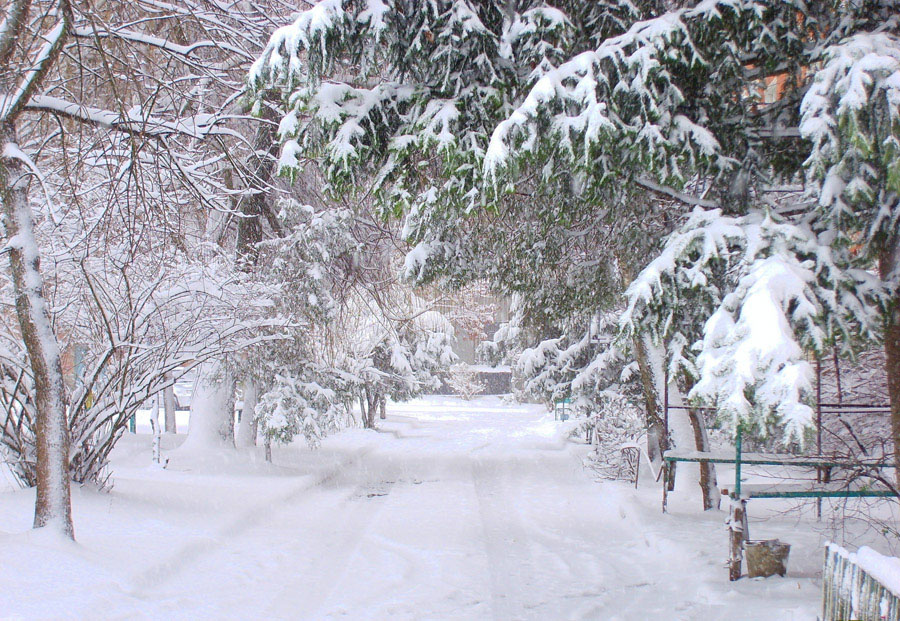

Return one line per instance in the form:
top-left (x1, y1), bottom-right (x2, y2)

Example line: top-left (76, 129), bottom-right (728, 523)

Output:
top-left (727, 497), bottom-right (747, 581)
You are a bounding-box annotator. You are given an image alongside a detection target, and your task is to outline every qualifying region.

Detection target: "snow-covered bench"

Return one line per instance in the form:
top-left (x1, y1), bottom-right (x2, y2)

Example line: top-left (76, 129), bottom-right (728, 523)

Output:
top-left (663, 429), bottom-right (894, 580)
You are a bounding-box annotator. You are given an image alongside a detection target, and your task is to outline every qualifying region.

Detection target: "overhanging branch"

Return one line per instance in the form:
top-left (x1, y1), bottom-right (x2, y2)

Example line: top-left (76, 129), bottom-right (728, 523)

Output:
top-left (24, 95), bottom-right (241, 140)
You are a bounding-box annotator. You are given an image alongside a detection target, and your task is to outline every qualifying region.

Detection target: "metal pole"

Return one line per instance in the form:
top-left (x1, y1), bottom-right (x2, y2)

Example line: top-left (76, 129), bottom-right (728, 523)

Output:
top-left (816, 357), bottom-right (822, 456)
top-left (816, 357), bottom-right (822, 519)
top-left (663, 377), bottom-right (669, 446)
top-left (735, 425), bottom-right (742, 499)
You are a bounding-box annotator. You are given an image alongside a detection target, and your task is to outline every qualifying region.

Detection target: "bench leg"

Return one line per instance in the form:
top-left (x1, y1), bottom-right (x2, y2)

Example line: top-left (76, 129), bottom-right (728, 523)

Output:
top-left (634, 450), bottom-right (640, 489)
top-left (662, 463), bottom-right (669, 513)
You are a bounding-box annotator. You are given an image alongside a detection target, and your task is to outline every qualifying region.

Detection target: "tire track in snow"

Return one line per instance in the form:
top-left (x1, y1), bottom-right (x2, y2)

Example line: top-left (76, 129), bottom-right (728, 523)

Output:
top-left (263, 473), bottom-right (394, 618)
top-left (471, 458), bottom-right (540, 620)
top-left (125, 446), bottom-right (375, 596)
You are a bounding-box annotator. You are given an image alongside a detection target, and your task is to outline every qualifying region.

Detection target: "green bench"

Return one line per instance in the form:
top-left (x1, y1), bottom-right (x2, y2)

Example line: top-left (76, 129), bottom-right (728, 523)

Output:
top-left (554, 397), bottom-right (573, 421)
top-left (663, 427), bottom-right (894, 580)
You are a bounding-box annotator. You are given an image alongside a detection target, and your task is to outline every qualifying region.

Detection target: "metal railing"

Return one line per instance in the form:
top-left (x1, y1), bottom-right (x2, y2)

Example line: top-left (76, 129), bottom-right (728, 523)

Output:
top-left (823, 543), bottom-right (900, 620)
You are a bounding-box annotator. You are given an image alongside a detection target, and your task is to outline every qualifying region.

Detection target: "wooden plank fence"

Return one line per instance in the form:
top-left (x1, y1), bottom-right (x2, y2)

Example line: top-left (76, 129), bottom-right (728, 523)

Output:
top-left (823, 543), bottom-right (900, 620)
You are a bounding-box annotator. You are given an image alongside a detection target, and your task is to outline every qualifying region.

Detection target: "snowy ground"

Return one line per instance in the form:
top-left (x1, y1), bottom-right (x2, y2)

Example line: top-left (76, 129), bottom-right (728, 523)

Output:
top-left (0, 395), bottom-right (880, 620)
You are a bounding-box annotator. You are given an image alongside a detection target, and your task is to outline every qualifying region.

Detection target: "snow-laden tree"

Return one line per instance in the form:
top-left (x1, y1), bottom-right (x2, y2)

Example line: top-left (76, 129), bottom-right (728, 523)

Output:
top-left (1, 0), bottom-right (77, 538)
top-left (478, 2), bottom-right (899, 455)
top-left (800, 31), bottom-right (900, 483)
top-left (248, 0), bottom-right (654, 283)
top-left (621, 208), bottom-right (884, 442)
top-left (0, 0), bottom-right (320, 537)
top-left (235, 197), bottom-right (356, 454)
top-left (252, 1), bottom-right (900, 497)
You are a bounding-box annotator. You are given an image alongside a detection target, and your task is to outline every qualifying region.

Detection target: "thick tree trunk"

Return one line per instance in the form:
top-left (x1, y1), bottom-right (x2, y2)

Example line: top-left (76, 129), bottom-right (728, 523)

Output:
top-left (1, 124), bottom-right (74, 538)
top-left (185, 362), bottom-right (235, 449)
top-left (880, 242), bottom-right (900, 492)
top-left (361, 387), bottom-right (379, 429)
top-left (236, 379), bottom-right (258, 448)
top-left (632, 336), bottom-right (668, 463)
top-left (164, 373), bottom-right (177, 434)
top-left (688, 407), bottom-right (720, 510)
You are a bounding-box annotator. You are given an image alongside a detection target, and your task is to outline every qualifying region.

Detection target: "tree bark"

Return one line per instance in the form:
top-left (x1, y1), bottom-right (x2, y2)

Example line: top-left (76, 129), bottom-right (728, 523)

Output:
top-left (362, 387), bottom-right (378, 429)
top-left (632, 336), bottom-right (668, 463)
top-left (880, 241), bottom-right (900, 491)
top-left (1, 122), bottom-right (74, 538)
top-left (688, 406), bottom-right (720, 510)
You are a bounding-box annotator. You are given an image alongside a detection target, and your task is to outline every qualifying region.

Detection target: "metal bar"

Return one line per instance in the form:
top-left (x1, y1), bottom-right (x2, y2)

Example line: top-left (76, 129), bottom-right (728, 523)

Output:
top-left (735, 426), bottom-right (742, 499)
top-left (748, 489), bottom-right (895, 499)
top-left (817, 358), bottom-right (823, 520)
top-left (664, 455), bottom-right (890, 468)
top-left (662, 405), bottom-right (718, 411)
top-left (663, 378), bottom-right (669, 447)
top-left (817, 358), bottom-right (822, 457)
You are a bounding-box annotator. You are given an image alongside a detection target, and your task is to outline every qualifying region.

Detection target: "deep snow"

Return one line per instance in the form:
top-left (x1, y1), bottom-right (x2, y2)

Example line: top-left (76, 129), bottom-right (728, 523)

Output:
top-left (0, 395), bottom-right (868, 619)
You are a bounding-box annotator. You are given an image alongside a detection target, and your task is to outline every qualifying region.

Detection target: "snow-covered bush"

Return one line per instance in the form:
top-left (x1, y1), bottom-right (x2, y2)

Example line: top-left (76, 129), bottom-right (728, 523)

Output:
top-left (446, 364), bottom-right (484, 400)
top-left (257, 370), bottom-right (352, 448)
top-left (582, 392), bottom-right (645, 481)
top-left (349, 306), bottom-right (457, 427)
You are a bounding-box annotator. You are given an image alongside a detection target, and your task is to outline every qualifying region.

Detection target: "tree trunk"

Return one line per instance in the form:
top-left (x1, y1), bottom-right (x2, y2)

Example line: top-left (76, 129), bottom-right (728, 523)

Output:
top-left (632, 336), bottom-right (668, 463)
top-left (379, 394), bottom-right (386, 420)
top-left (362, 387), bottom-right (378, 429)
top-left (151, 395), bottom-right (161, 465)
top-left (236, 379), bottom-right (258, 448)
top-left (164, 373), bottom-right (177, 434)
top-left (1, 122), bottom-right (74, 538)
top-left (185, 362), bottom-right (235, 449)
top-left (880, 242), bottom-right (900, 491)
top-left (688, 407), bottom-right (720, 510)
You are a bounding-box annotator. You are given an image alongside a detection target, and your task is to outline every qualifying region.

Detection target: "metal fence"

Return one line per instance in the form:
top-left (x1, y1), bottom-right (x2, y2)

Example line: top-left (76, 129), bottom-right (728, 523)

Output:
top-left (823, 543), bottom-right (900, 620)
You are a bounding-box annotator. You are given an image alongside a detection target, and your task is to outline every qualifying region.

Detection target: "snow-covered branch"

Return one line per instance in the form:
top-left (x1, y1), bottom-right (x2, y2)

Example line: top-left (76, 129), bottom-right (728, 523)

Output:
top-left (24, 95), bottom-right (240, 140)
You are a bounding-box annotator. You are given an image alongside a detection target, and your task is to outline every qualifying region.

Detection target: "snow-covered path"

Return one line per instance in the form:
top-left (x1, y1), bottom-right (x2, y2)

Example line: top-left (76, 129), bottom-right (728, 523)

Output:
top-left (0, 396), bottom-right (820, 619)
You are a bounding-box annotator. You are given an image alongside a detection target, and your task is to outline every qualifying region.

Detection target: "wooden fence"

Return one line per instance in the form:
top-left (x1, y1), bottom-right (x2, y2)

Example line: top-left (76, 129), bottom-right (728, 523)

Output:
top-left (823, 543), bottom-right (900, 620)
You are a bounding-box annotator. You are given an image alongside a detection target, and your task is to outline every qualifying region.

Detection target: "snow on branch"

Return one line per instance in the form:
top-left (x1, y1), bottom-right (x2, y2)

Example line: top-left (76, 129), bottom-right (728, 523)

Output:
top-left (24, 95), bottom-right (241, 140)
top-left (483, 2), bottom-right (741, 188)
top-left (801, 32), bottom-right (900, 262)
top-left (248, 0), bottom-right (349, 88)
top-left (0, 13), bottom-right (68, 123)
top-left (71, 26), bottom-right (253, 61)
top-left (621, 207), bottom-right (885, 442)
